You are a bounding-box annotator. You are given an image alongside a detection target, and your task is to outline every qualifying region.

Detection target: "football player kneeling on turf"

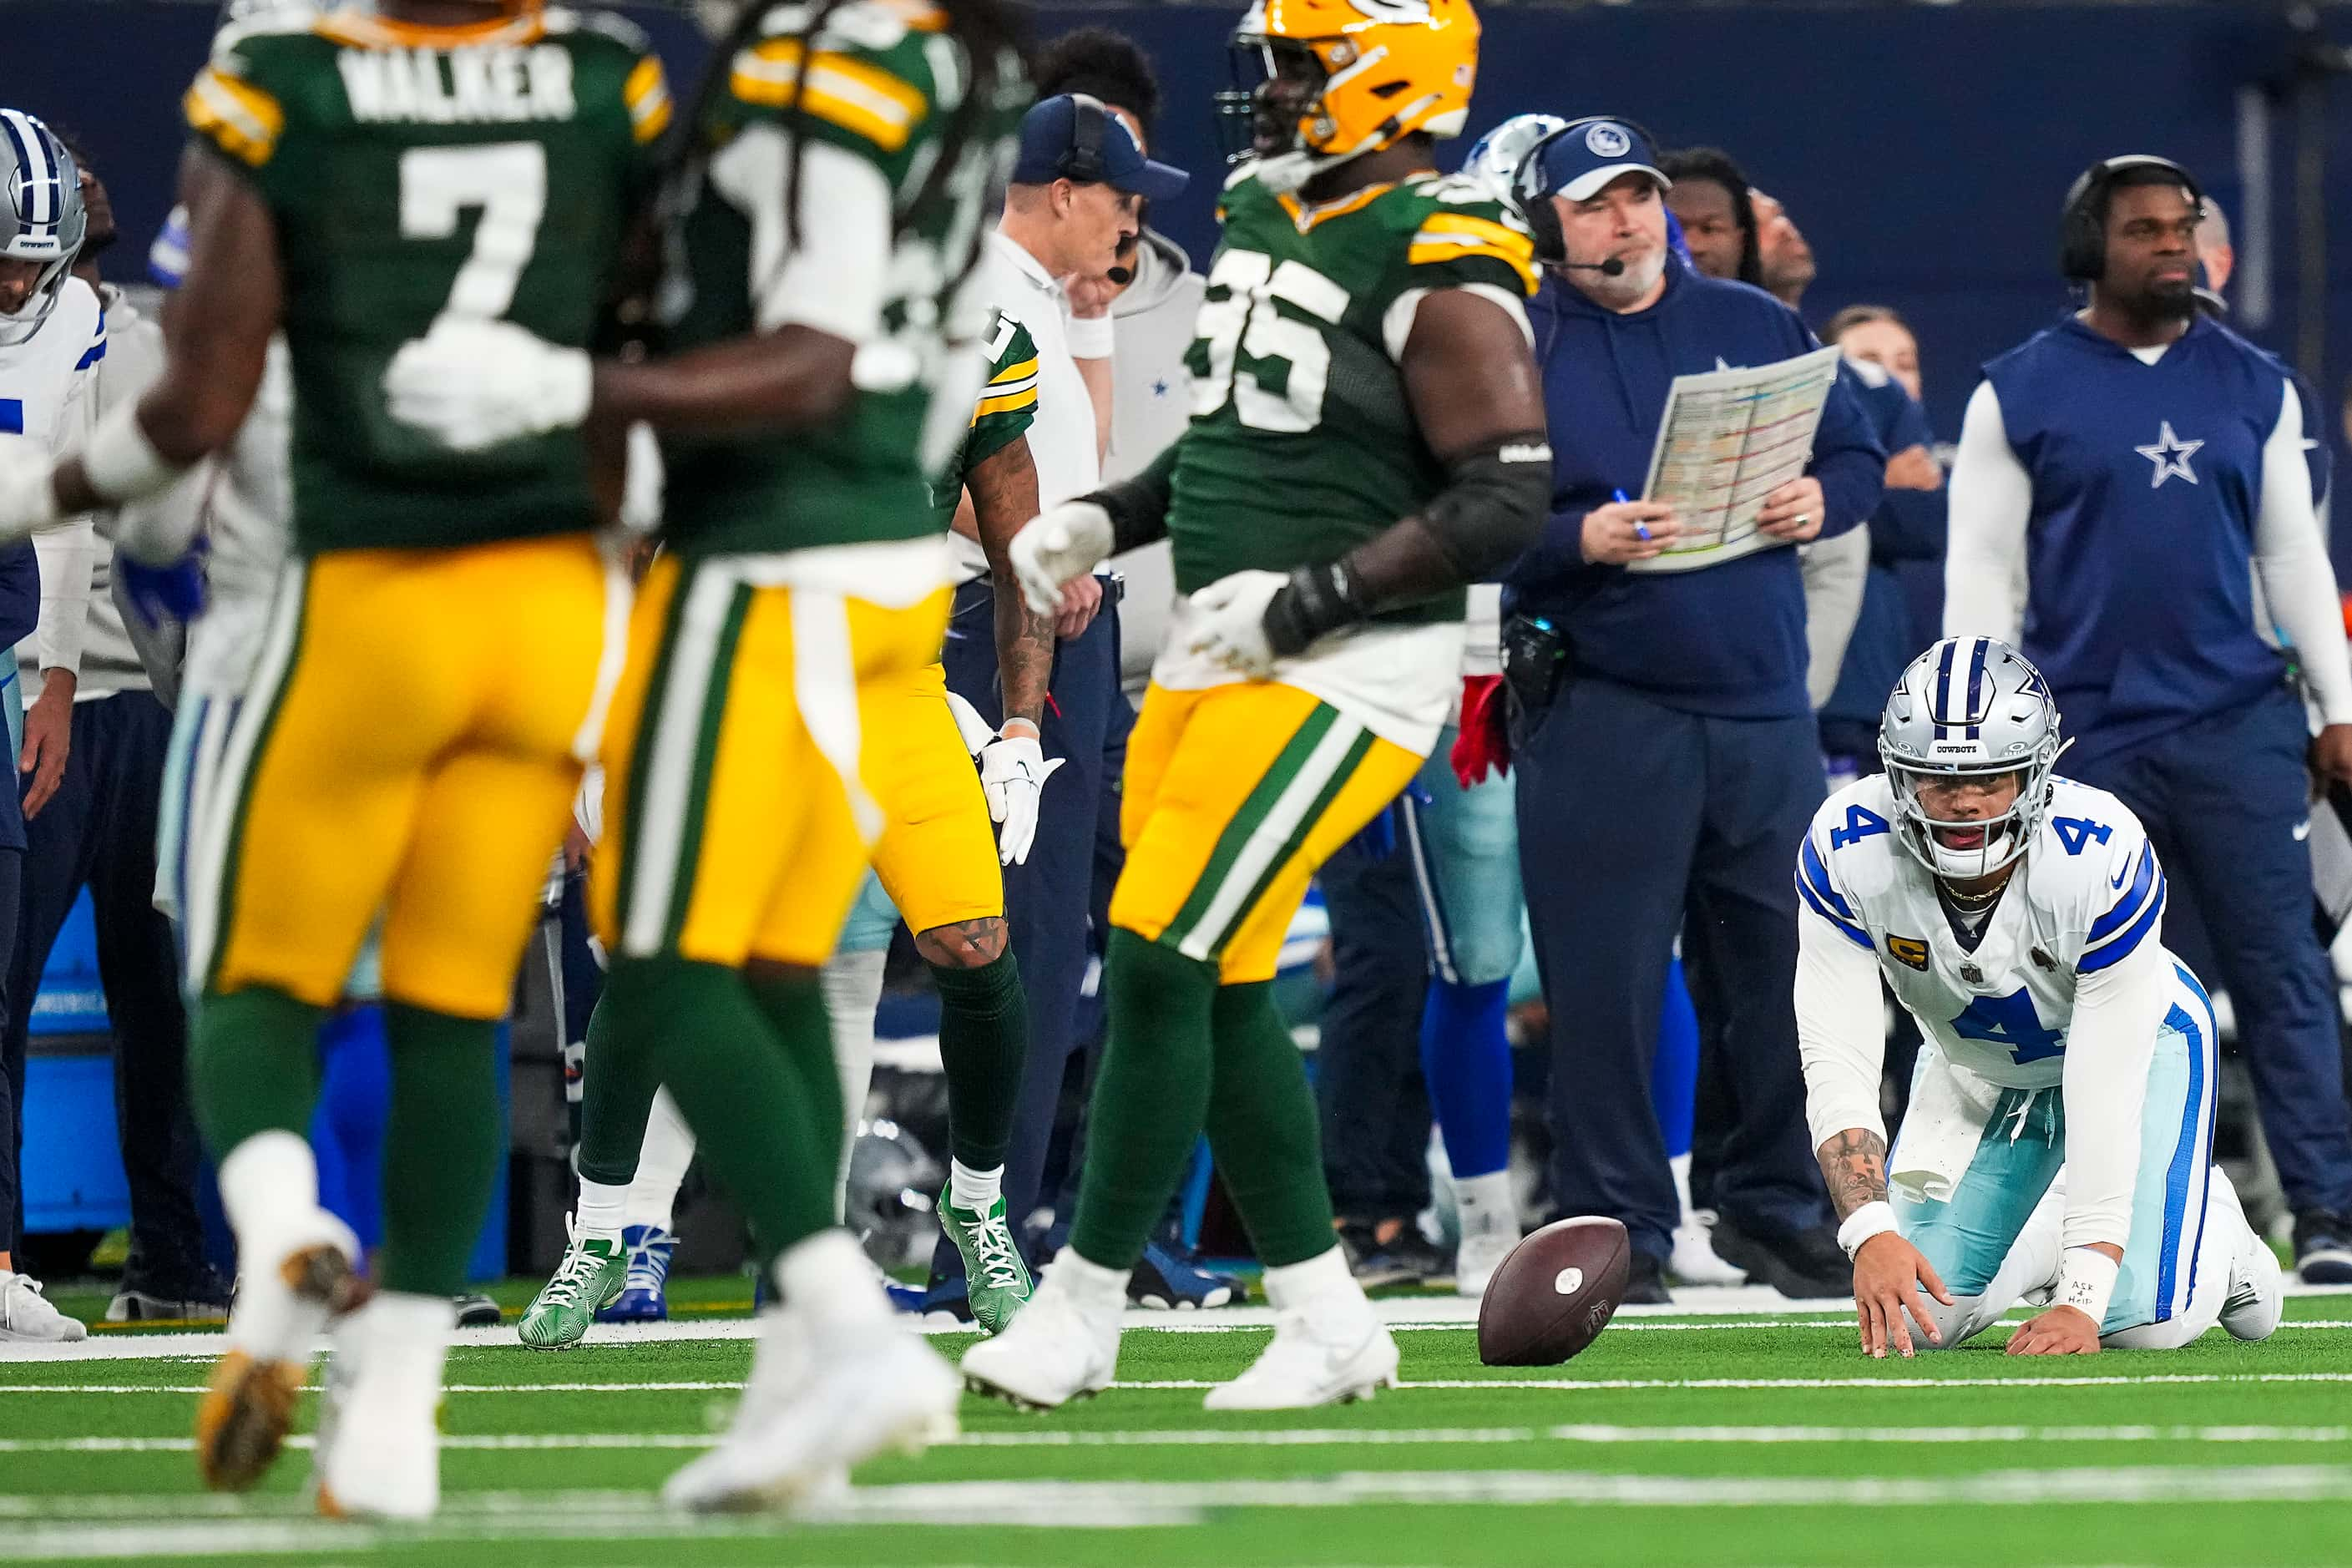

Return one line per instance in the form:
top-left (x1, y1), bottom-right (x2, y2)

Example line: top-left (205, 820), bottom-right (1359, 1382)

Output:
top-left (1796, 637), bottom-right (2282, 1357)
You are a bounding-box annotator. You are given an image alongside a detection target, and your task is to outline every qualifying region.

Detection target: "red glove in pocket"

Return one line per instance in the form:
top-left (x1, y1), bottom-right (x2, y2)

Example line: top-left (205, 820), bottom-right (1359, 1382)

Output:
top-left (1451, 673), bottom-right (1510, 788)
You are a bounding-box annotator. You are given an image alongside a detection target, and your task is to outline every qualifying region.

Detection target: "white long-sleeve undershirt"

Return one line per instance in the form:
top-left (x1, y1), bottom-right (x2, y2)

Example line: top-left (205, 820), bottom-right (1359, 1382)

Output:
top-left (1796, 900), bottom-right (2173, 1252)
top-left (2056, 933), bottom-right (2170, 1252)
top-left (1794, 905), bottom-right (1889, 1154)
top-left (1943, 374), bottom-right (2352, 726)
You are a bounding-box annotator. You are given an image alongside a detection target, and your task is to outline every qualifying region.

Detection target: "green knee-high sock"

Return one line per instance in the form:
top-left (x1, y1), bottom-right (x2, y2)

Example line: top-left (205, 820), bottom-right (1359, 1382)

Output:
top-left (192, 986), bottom-right (327, 1158)
top-left (380, 1004), bottom-right (503, 1297)
top-left (928, 949), bottom-right (1028, 1172)
top-left (1204, 980), bottom-right (1338, 1267)
top-left (1070, 929), bottom-right (1217, 1270)
top-left (746, 966), bottom-right (842, 1214)
top-left (603, 956), bottom-right (834, 1272)
top-left (574, 990), bottom-right (667, 1190)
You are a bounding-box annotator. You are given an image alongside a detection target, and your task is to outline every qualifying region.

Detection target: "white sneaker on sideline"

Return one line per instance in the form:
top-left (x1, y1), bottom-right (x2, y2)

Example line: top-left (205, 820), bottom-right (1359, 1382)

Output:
top-left (663, 1318), bottom-right (958, 1512)
top-left (1454, 1225), bottom-right (1519, 1298)
top-left (0, 1271), bottom-right (85, 1343)
top-left (959, 1267), bottom-right (1120, 1410)
top-left (1670, 1208), bottom-right (1748, 1287)
top-left (1205, 1289), bottom-right (1399, 1411)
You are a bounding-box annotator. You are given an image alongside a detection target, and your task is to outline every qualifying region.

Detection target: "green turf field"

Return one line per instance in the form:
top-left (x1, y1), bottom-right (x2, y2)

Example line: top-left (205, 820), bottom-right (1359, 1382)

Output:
top-left (8, 1291), bottom-right (2351, 1565)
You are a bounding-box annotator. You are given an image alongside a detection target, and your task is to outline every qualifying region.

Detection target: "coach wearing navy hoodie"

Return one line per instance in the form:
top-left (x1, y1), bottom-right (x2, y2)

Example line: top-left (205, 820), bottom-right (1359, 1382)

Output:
top-left (1502, 120), bottom-right (1883, 1301)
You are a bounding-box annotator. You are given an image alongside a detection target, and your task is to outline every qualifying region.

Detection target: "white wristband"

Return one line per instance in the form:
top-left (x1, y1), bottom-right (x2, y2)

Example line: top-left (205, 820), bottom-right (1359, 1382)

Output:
top-left (2056, 1247), bottom-right (2117, 1327)
top-left (1065, 311), bottom-right (1115, 360)
top-left (1836, 1201), bottom-right (1899, 1260)
top-left (83, 397), bottom-right (188, 507)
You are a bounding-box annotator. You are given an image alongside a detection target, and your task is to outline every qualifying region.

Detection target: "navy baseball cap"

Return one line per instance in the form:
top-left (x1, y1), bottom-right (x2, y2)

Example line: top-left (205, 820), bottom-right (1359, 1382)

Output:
top-left (1012, 94), bottom-right (1189, 202)
top-left (1529, 118), bottom-right (1670, 203)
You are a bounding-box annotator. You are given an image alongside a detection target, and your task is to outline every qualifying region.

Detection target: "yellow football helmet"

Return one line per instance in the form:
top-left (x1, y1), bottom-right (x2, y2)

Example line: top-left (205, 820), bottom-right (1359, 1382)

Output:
top-left (1219, 0), bottom-right (1480, 193)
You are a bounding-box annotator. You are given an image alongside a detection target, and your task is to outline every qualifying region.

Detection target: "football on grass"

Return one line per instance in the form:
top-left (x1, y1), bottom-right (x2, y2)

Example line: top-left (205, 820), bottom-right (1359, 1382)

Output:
top-left (1476, 1216), bottom-right (1631, 1366)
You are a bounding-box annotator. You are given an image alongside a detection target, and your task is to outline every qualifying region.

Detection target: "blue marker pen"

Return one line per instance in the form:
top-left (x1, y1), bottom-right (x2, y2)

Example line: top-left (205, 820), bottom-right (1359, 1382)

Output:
top-left (1614, 488), bottom-right (1650, 544)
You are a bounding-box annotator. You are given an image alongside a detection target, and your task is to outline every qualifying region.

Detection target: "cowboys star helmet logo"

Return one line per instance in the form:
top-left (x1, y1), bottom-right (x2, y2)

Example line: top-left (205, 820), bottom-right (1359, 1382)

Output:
top-left (1585, 122), bottom-right (1631, 158)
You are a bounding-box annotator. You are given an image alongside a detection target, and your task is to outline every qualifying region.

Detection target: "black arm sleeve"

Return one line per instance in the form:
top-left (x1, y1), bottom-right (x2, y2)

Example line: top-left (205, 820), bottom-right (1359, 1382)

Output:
top-left (1083, 441), bottom-right (1181, 556)
top-left (1263, 432), bottom-right (1551, 657)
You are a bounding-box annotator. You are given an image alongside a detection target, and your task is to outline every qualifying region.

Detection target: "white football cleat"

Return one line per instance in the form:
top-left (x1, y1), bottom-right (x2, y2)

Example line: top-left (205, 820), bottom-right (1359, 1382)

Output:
top-left (314, 1292), bottom-right (452, 1521)
top-left (1205, 1288), bottom-right (1399, 1411)
top-left (0, 1270), bottom-right (86, 1343)
top-left (959, 1263), bottom-right (1121, 1410)
top-left (1670, 1209), bottom-right (1748, 1287)
top-left (198, 1211), bottom-right (364, 1493)
top-left (2217, 1177), bottom-right (2284, 1343)
top-left (663, 1318), bottom-right (959, 1512)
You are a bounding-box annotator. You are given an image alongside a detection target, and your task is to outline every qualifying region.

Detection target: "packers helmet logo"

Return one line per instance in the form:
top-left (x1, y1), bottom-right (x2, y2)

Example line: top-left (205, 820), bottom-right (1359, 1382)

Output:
top-left (1347, 0), bottom-right (1436, 21)
top-left (1885, 935), bottom-right (1930, 971)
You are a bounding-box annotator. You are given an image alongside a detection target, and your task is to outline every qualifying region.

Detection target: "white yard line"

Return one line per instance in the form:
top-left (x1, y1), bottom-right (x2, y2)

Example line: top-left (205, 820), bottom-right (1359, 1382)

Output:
top-left (0, 1422), bottom-right (2345, 1456)
top-left (12, 1465), bottom-right (2352, 1557)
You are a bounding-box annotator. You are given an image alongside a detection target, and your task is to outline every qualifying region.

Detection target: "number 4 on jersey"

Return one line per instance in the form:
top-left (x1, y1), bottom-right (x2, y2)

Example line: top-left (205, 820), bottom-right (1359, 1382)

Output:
top-left (1829, 804), bottom-right (1889, 851)
top-left (1952, 987), bottom-right (2064, 1065)
top-left (2050, 817), bottom-right (2112, 857)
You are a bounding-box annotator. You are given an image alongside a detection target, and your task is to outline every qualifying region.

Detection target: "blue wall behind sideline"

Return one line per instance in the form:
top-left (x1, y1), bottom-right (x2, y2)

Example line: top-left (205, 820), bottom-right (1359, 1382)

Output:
top-left (13, 3), bottom-right (2351, 527)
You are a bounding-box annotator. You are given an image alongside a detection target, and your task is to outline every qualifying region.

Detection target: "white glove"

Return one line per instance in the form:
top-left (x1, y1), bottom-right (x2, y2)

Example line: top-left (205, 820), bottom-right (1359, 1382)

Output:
top-left (382, 319), bottom-right (594, 453)
top-left (1186, 569), bottom-right (1290, 679)
top-left (941, 688), bottom-right (995, 756)
top-left (979, 727), bottom-right (1065, 866)
top-left (0, 435), bottom-right (59, 536)
top-left (1009, 500), bottom-right (1115, 616)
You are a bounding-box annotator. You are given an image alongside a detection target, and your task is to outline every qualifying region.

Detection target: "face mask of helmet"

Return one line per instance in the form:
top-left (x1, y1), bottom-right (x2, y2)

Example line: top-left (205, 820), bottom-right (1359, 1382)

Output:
top-left (1215, 37), bottom-right (1326, 177)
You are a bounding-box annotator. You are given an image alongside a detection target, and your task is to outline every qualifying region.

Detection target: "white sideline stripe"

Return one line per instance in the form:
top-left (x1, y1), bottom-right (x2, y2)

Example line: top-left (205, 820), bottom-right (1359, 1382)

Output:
top-left (3, 1295), bottom-right (2344, 1361)
top-left (13, 1466), bottom-right (2352, 1554)
top-left (17, 1368), bottom-right (2352, 1399)
top-left (1120, 1373), bottom-right (2352, 1392)
top-left (4, 1423), bottom-right (2350, 1456)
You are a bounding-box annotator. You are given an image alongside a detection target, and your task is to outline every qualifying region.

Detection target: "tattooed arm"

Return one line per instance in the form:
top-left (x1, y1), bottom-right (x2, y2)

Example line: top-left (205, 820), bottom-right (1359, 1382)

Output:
top-left (967, 434), bottom-right (1053, 731)
top-left (1817, 1127), bottom-right (1890, 1223)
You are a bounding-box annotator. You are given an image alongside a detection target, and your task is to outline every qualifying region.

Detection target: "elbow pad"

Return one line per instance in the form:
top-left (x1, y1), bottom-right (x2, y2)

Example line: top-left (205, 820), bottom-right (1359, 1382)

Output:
top-left (1421, 433), bottom-right (1552, 581)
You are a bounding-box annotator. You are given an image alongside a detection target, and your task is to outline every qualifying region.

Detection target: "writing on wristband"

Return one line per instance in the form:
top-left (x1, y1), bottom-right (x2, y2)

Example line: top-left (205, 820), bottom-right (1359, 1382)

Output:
top-left (1835, 1200), bottom-right (1899, 1260)
top-left (2056, 1247), bottom-right (2117, 1327)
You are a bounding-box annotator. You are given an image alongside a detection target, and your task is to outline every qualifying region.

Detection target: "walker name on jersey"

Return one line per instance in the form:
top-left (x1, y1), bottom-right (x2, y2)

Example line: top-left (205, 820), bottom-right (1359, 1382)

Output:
top-left (337, 45), bottom-right (578, 126)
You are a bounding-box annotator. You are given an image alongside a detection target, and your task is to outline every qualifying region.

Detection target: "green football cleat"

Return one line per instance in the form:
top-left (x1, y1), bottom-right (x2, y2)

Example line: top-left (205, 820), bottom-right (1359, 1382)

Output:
top-left (517, 1220), bottom-right (625, 1351)
top-left (943, 1196), bottom-right (1033, 1336)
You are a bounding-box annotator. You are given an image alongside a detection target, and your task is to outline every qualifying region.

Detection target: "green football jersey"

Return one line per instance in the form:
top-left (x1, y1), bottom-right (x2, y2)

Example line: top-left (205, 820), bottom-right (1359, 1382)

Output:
top-left (185, 5), bottom-right (669, 554)
top-left (656, 0), bottom-right (1027, 557)
top-left (1167, 168), bottom-right (1540, 625)
top-left (925, 307), bottom-right (1039, 529)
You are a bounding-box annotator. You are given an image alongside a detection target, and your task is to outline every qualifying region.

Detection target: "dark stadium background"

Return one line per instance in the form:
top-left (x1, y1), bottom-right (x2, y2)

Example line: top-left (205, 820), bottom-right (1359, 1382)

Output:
top-left (13, 3), bottom-right (2352, 514)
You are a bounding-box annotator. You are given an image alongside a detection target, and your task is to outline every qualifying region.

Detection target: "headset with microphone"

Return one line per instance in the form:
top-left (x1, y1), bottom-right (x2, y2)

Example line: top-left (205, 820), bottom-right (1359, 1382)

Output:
top-left (1511, 115), bottom-right (1659, 273)
top-left (2057, 154), bottom-right (2202, 283)
top-left (1058, 94), bottom-right (1139, 286)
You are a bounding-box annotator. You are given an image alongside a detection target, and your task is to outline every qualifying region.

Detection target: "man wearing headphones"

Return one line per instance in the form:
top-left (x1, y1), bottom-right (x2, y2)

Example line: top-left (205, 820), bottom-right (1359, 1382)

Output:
top-left (1945, 155), bottom-right (2352, 1285)
top-left (937, 94), bottom-right (1187, 1319)
top-left (1501, 118), bottom-right (1884, 1302)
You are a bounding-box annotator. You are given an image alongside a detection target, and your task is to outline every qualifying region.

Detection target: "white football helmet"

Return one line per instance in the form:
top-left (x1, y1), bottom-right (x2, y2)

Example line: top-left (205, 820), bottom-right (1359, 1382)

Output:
top-left (0, 109), bottom-right (85, 349)
top-left (1879, 635), bottom-right (2066, 883)
top-left (1462, 113), bottom-right (1569, 207)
